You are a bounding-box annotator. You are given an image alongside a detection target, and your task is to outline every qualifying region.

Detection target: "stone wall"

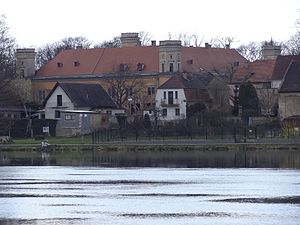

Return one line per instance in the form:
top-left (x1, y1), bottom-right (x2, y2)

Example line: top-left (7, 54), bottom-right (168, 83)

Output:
top-left (279, 93), bottom-right (300, 119)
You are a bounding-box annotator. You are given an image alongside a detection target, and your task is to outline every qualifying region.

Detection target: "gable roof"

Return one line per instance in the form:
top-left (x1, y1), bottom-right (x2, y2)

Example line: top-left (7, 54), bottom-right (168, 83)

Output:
top-left (232, 59), bottom-right (276, 83)
top-left (272, 55), bottom-right (300, 81)
top-left (158, 74), bottom-right (213, 103)
top-left (43, 82), bottom-right (119, 109)
top-left (279, 61), bottom-right (300, 93)
top-left (36, 46), bottom-right (247, 78)
top-left (158, 74), bottom-right (214, 89)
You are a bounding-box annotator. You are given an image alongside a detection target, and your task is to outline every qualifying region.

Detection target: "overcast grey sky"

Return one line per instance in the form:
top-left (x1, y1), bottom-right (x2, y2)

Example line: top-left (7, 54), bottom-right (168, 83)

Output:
top-left (1, 0), bottom-right (299, 48)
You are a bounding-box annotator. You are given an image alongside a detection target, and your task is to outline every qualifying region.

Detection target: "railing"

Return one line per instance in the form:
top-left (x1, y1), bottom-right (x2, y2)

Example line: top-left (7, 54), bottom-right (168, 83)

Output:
top-left (91, 125), bottom-right (299, 144)
top-left (160, 99), bottom-right (180, 106)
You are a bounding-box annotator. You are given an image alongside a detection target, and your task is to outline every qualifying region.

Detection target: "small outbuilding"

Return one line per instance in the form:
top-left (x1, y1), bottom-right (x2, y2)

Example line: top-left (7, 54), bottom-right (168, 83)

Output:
top-left (42, 82), bottom-right (124, 136)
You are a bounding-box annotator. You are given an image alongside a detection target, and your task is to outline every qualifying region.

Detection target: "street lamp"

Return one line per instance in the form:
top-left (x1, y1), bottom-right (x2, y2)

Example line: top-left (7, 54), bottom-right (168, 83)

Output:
top-left (128, 97), bottom-right (133, 115)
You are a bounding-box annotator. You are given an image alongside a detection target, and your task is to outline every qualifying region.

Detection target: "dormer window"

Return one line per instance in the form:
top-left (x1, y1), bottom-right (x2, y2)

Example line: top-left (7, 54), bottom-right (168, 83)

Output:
top-left (57, 62), bottom-right (63, 68)
top-left (74, 61), bottom-right (80, 67)
top-left (137, 63), bottom-right (145, 71)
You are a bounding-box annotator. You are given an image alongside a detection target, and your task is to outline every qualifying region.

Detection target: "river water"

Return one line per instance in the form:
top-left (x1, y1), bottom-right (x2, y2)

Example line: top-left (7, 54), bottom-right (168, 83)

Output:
top-left (0, 166), bottom-right (299, 225)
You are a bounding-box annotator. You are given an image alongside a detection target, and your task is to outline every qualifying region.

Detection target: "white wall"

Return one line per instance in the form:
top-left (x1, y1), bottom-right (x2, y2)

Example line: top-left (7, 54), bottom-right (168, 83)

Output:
top-left (155, 88), bottom-right (187, 121)
top-left (45, 86), bottom-right (74, 119)
top-left (272, 80), bottom-right (283, 89)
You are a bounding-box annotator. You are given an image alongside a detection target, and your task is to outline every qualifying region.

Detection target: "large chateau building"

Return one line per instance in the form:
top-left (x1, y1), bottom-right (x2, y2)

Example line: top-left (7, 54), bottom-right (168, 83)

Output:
top-left (18, 33), bottom-right (247, 113)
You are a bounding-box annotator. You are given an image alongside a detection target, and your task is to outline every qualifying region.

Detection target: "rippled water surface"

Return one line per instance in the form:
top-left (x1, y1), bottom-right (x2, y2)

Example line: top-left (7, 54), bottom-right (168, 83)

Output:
top-left (0, 166), bottom-right (299, 225)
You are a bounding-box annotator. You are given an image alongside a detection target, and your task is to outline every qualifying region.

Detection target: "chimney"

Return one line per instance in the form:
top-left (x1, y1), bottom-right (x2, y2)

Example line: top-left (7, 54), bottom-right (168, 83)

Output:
top-left (205, 43), bottom-right (211, 48)
top-left (151, 40), bottom-right (156, 46)
top-left (261, 39), bottom-right (281, 60)
top-left (120, 33), bottom-right (141, 47)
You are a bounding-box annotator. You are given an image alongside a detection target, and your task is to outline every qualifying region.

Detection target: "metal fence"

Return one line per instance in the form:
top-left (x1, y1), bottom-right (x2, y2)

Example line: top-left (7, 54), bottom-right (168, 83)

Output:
top-left (91, 125), bottom-right (299, 144)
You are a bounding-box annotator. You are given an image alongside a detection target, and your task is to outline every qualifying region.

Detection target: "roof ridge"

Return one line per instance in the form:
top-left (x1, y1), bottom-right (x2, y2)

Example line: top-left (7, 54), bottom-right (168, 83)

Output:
top-left (91, 48), bottom-right (106, 74)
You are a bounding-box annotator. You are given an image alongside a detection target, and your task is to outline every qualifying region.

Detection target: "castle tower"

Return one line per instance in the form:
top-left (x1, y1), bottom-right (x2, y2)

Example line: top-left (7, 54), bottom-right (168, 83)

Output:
top-left (261, 40), bottom-right (281, 60)
top-left (159, 40), bottom-right (182, 73)
top-left (120, 33), bottom-right (141, 47)
top-left (15, 48), bottom-right (36, 78)
top-left (15, 48), bottom-right (36, 103)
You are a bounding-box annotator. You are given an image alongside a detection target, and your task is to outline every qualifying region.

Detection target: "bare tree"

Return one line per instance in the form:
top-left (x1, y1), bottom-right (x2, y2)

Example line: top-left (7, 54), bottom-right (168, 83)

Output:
top-left (0, 15), bottom-right (16, 87)
top-left (257, 88), bottom-right (278, 120)
top-left (209, 36), bottom-right (236, 48)
top-left (237, 42), bottom-right (261, 62)
top-left (104, 73), bottom-right (145, 114)
top-left (94, 36), bottom-right (121, 48)
top-left (282, 31), bottom-right (300, 55)
top-left (139, 31), bottom-right (152, 46)
top-left (36, 36), bottom-right (92, 69)
top-left (168, 32), bottom-right (203, 47)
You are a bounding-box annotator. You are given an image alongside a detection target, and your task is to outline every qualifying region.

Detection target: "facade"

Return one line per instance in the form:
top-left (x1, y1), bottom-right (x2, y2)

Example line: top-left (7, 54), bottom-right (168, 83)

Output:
top-left (31, 33), bottom-right (247, 115)
top-left (271, 55), bottom-right (300, 89)
top-left (155, 74), bottom-right (226, 121)
top-left (43, 82), bottom-right (123, 136)
top-left (278, 61), bottom-right (300, 120)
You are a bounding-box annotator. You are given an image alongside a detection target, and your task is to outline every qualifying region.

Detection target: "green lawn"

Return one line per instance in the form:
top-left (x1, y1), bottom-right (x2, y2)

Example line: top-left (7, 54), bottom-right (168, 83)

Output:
top-left (14, 135), bottom-right (92, 145)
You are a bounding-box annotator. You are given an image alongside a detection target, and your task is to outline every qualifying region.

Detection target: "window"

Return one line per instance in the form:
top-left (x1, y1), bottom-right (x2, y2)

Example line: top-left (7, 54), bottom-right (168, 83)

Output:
top-left (55, 111), bottom-right (61, 119)
top-left (177, 63), bottom-right (180, 72)
top-left (163, 91), bottom-right (166, 99)
top-left (162, 63), bottom-right (165, 72)
top-left (57, 62), bottom-right (63, 67)
top-left (175, 108), bottom-right (180, 116)
top-left (57, 95), bottom-right (62, 106)
top-left (147, 86), bottom-right (155, 95)
top-left (38, 90), bottom-right (46, 102)
top-left (74, 61), bottom-right (80, 67)
top-left (20, 69), bottom-right (25, 78)
top-left (162, 108), bottom-right (167, 116)
top-left (65, 114), bottom-right (75, 120)
top-left (169, 63), bottom-right (174, 72)
top-left (175, 91), bottom-right (178, 99)
top-left (170, 54), bottom-right (173, 59)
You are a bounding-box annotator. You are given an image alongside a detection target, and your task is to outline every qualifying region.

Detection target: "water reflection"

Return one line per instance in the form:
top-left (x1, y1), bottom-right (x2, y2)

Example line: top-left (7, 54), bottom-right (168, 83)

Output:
top-left (0, 167), bottom-right (299, 225)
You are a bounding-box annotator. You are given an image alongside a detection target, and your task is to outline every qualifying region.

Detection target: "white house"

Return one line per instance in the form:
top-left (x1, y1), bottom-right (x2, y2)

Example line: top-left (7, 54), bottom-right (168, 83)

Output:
top-left (42, 82), bottom-right (124, 136)
top-left (155, 74), bottom-right (214, 121)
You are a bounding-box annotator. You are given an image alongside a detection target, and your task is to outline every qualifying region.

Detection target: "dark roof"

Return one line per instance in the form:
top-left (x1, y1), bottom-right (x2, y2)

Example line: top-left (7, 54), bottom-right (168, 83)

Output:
top-left (158, 74), bottom-right (214, 89)
top-left (43, 82), bottom-right (119, 109)
top-left (158, 74), bottom-right (214, 102)
top-left (279, 61), bottom-right (300, 93)
top-left (272, 55), bottom-right (300, 80)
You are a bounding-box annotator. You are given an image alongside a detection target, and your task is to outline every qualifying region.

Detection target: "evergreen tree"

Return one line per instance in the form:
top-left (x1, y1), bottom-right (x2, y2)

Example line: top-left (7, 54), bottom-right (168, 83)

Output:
top-left (238, 82), bottom-right (260, 117)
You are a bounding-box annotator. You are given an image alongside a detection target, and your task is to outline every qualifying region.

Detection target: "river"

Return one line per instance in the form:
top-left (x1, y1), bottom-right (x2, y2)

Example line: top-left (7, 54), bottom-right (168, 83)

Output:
top-left (0, 166), bottom-right (299, 225)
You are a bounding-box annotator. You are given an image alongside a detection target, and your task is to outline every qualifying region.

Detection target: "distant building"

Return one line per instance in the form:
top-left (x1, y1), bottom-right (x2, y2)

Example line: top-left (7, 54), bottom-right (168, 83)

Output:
top-left (32, 33), bottom-right (247, 115)
top-left (155, 73), bottom-right (228, 121)
top-left (42, 82), bottom-right (123, 136)
top-left (278, 61), bottom-right (300, 120)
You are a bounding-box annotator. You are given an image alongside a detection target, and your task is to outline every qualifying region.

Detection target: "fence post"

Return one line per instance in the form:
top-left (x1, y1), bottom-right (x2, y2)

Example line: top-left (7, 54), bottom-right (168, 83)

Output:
top-left (221, 127), bottom-right (223, 139)
top-left (233, 127), bottom-right (237, 143)
top-left (255, 127), bottom-right (257, 139)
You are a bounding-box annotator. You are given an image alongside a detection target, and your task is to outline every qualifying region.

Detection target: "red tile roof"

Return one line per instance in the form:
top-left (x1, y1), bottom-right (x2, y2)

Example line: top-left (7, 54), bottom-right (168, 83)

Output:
top-left (271, 55), bottom-right (300, 80)
top-left (232, 59), bottom-right (276, 83)
top-left (182, 47), bottom-right (247, 73)
top-left (37, 47), bottom-right (159, 76)
top-left (36, 46), bottom-right (247, 77)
